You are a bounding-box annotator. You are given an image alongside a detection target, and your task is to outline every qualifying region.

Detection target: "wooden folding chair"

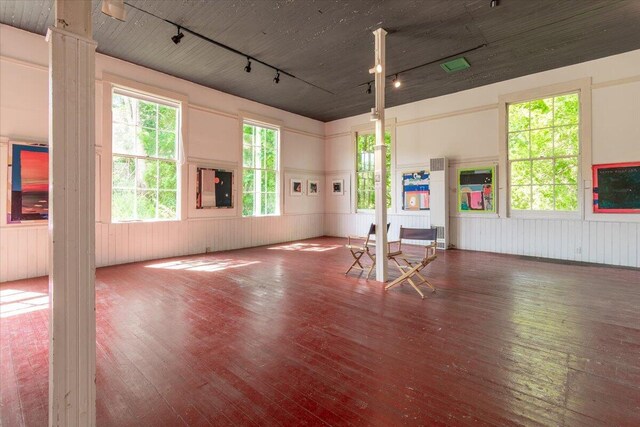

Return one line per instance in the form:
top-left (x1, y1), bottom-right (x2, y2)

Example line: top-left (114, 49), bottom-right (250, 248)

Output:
top-left (345, 223), bottom-right (390, 279)
top-left (385, 227), bottom-right (438, 299)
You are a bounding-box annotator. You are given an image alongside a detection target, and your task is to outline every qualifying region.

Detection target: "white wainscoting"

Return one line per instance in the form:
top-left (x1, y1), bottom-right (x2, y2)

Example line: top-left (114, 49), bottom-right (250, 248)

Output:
top-left (450, 217), bottom-right (640, 268)
top-left (0, 213), bottom-right (324, 282)
top-left (324, 213), bottom-right (431, 240)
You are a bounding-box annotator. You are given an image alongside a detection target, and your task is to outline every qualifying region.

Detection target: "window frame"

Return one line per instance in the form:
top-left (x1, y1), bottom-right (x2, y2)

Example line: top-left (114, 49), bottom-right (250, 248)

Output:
top-left (498, 78), bottom-right (592, 220)
top-left (240, 115), bottom-right (281, 218)
top-left (102, 74), bottom-right (188, 224)
top-left (352, 122), bottom-right (396, 214)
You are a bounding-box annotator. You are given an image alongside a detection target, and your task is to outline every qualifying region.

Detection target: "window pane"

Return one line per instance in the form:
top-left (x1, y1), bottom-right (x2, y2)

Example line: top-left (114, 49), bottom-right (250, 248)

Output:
top-left (112, 156), bottom-right (135, 188)
top-left (137, 159), bottom-right (158, 189)
top-left (262, 171), bottom-right (277, 193)
top-left (136, 190), bottom-right (157, 220)
top-left (265, 193), bottom-right (277, 215)
top-left (531, 159), bottom-right (554, 185)
top-left (554, 94), bottom-right (579, 126)
top-left (530, 128), bottom-right (553, 158)
top-left (242, 192), bottom-right (254, 216)
top-left (112, 189), bottom-right (135, 220)
top-left (243, 169), bottom-right (254, 192)
top-left (158, 191), bottom-right (177, 219)
top-left (138, 128), bottom-right (157, 157)
top-left (554, 185), bottom-right (578, 211)
top-left (158, 105), bottom-right (176, 131)
top-left (554, 157), bottom-right (578, 185)
top-left (508, 102), bottom-right (530, 132)
top-left (243, 125), bottom-right (254, 144)
top-left (158, 131), bottom-right (176, 159)
top-left (264, 138), bottom-right (277, 170)
top-left (530, 98), bottom-right (553, 129)
top-left (554, 125), bottom-right (579, 156)
top-left (113, 123), bottom-right (136, 155)
top-left (243, 144), bottom-right (254, 168)
top-left (138, 101), bottom-right (157, 128)
top-left (159, 161), bottom-right (177, 189)
top-left (511, 161), bottom-right (532, 186)
top-left (508, 131), bottom-right (529, 160)
top-left (532, 185), bottom-right (554, 210)
top-left (112, 94), bottom-right (136, 125)
top-left (511, 186), bottom-right (531, 210)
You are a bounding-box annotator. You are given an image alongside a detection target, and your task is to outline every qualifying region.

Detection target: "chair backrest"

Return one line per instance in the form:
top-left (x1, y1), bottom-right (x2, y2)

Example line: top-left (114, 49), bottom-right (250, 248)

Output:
top-left (366, 222), bottom-right (391, 236)
top-left (399, 226), bottom-right (437, 242)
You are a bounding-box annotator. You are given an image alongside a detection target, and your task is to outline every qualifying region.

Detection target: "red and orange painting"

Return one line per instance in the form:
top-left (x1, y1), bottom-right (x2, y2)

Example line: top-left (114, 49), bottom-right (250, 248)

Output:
top-left (10, 144), bottom-right (49, 222)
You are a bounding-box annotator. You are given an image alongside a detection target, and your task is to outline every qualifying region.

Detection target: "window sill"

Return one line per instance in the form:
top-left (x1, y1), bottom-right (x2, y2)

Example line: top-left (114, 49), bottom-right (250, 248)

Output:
top-left (111, 218), bottom-right (181, 224)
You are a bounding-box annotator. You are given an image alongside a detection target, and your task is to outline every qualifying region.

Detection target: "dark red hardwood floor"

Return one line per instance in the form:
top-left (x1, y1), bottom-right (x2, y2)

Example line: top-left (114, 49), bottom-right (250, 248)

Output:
top-left (1, 237), bottom-right (639, 426)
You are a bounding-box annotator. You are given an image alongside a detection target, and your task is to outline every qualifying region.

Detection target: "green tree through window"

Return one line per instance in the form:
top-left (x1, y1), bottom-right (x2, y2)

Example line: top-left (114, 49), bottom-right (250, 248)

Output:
top-left (356, 132), bottom-right (391, 210)
top-left (243, 123), bottom-right (279, 216)
top-left (111, 92), bottom-right (179, 221)
top-left (508, 93), bottom-right (579, 212)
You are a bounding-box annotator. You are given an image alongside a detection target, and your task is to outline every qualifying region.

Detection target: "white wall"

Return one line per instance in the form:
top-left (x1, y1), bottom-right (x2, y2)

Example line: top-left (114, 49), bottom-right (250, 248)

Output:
top-left (324, 48), bottom-right (640, 268)
top-left (0, 25), bottom-right (325, 282)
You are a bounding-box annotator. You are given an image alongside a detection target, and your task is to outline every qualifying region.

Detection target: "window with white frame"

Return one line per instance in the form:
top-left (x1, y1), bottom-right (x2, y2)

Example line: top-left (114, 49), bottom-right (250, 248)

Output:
top-left (507, 92), bottom-right (580, 212)
top-left (111, 91), bottom-right (180, 221)
top-left (356, 131), bottom-right (391, 210)
top-left (242, 122), bottom-right (279, 216)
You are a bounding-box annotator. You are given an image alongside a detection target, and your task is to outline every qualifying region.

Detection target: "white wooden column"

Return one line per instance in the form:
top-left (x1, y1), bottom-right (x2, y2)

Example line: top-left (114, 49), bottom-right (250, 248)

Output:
top-left (46, 0), bottom-right (96, 425)
top-left (372, 28), bottom-right (388, 282)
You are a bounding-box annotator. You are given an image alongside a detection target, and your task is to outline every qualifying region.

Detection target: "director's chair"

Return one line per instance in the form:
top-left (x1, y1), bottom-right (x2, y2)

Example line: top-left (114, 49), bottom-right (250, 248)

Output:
top-left (345, 223), bottom-right (390, 279)
top-left (385, 227), bottom-right (438, 299)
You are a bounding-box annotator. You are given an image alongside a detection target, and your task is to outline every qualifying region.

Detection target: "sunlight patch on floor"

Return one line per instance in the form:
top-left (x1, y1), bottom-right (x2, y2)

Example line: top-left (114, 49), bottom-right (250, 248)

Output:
top-left (0, 289), bottom-right (48, 318)
top-left (145, 258), bottom-right (260, 272)
top-left (267, 243), bottom-right (342, 252)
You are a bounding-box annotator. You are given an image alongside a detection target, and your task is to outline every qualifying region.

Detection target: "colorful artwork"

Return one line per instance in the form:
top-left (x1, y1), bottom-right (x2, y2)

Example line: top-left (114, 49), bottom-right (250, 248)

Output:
top-left (332, 179), bottom-right (343, 195)
top-left (291, 178), bottom-right (303, 196)
top-left (458, 166), bottom-right (495, 213)
top-left (593, 162), bottom-right (640, 213)
top-left (308, 180), bottom-right (319, 196)
top-left (196, 167), bottom-right (233, 209)
top-left (402, 171), bottom-right (430, 211)
top-left (9, 144), bottom-right (49, 222)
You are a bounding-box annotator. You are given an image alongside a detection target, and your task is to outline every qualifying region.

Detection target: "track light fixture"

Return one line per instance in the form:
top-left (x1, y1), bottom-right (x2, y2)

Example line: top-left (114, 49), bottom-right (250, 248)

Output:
top-left (393, 74), bottom-right (401, 88)
top-left (366, 82), bottom-right (372, 94)
top-left (244, 57), bottom-right (252, 73)
top-left (274, 70), bottom-right (280, 84)
top-left (171, 26), bottom-right (184, 44)
top-left (490, 0), bottom-right (499, 7)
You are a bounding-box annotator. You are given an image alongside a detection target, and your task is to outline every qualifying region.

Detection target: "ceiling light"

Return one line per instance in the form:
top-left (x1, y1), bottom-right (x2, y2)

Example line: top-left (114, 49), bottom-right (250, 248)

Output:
top-left (369, 63), bottom-right (383, 74)
top-left (244, 58), bottom-right (252, 73)
top-left (366, 82), bottom-right (372, 94)
top-left (490, 0), bottom-right (499, 7)
top-left (171, 26), bottom-right (184, 44)
top-left (101, 0), bottom-right (127, 21)
top-left (393, 74), bottom-right (401, 88)
top-left (273, 70), bottom-right (280, 84)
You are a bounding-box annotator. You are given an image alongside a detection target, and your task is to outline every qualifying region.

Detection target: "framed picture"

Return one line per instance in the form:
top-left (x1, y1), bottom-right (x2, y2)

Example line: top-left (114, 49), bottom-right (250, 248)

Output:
top-left (307, 180), bottom-right (319, 196)
top-left (458, 166), bottom-right (496, 213)
top-left (196, 167), bottom-right (233, 209)
top-left (290, 178), bottom-right (303, 196)
top-left (402, 171), bottom-right (430, 210)
top-left (331, 179), bottom-right (344, 195)
top-left (8, 142), bottom-right (49, 223)
top-left (592, 162), bottom-right (640, 213)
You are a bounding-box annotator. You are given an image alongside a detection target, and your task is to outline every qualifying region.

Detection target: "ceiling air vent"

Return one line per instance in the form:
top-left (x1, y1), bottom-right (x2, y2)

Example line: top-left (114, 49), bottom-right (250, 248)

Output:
top-left (440, 57), bottom-right (471, 73)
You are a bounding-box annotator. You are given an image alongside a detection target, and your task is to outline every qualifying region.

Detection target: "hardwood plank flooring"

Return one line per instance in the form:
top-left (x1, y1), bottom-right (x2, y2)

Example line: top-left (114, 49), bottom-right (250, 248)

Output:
top-left (1, 237), bottom-right (639, 426)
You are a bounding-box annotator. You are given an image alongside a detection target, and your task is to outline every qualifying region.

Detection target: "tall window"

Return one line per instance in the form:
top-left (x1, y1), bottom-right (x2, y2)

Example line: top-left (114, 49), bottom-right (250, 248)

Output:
top-left (356, 132), bottom-right (391, 210)
top-left (111, 91), bottom-right (179, 221)
top-left (508, 93), bottom-right (579, 212)
top-left (243, 122), bottom-right (279, 216)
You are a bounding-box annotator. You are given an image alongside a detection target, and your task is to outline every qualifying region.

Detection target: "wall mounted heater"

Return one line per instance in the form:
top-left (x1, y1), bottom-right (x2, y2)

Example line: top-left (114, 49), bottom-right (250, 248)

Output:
top-left (429, 157), bottom-right (449, 249)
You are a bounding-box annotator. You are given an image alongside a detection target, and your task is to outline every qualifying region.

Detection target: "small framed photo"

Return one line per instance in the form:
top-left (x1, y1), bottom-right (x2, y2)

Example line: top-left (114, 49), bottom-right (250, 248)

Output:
top-left (307, 180), bottom-right (319, 196)
top-left (290, 178), bottom-right (303, 196)
top-left (331, 179), bottom-right (344, 195)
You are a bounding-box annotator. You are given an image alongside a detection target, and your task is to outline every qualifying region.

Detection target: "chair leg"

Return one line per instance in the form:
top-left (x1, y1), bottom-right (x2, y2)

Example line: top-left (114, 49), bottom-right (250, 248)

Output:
top-left (407, 277), bottom-right (425, 299)
top-left (345, 251), bottom-right (365, 275)
top-left (385, 264), bottom-right (421, 290)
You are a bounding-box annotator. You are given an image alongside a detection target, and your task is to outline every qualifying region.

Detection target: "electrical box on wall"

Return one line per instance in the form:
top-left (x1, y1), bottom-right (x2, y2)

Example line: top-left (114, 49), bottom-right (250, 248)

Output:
top-left (429, 157), bottom-right (449, 249)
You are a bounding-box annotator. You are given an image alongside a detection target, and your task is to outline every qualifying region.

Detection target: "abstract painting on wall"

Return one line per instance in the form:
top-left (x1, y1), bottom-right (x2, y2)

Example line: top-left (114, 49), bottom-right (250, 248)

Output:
top-left (196, 167), bottom-right (233, 209)
top-left (592, 162), bottom-right (640, 213)
top-left (8, 143), bottom-right (49, 222)
top-left (402, 171), bottom-right (430, 210)
top-left (458, 166), bottom-right (495, 213)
